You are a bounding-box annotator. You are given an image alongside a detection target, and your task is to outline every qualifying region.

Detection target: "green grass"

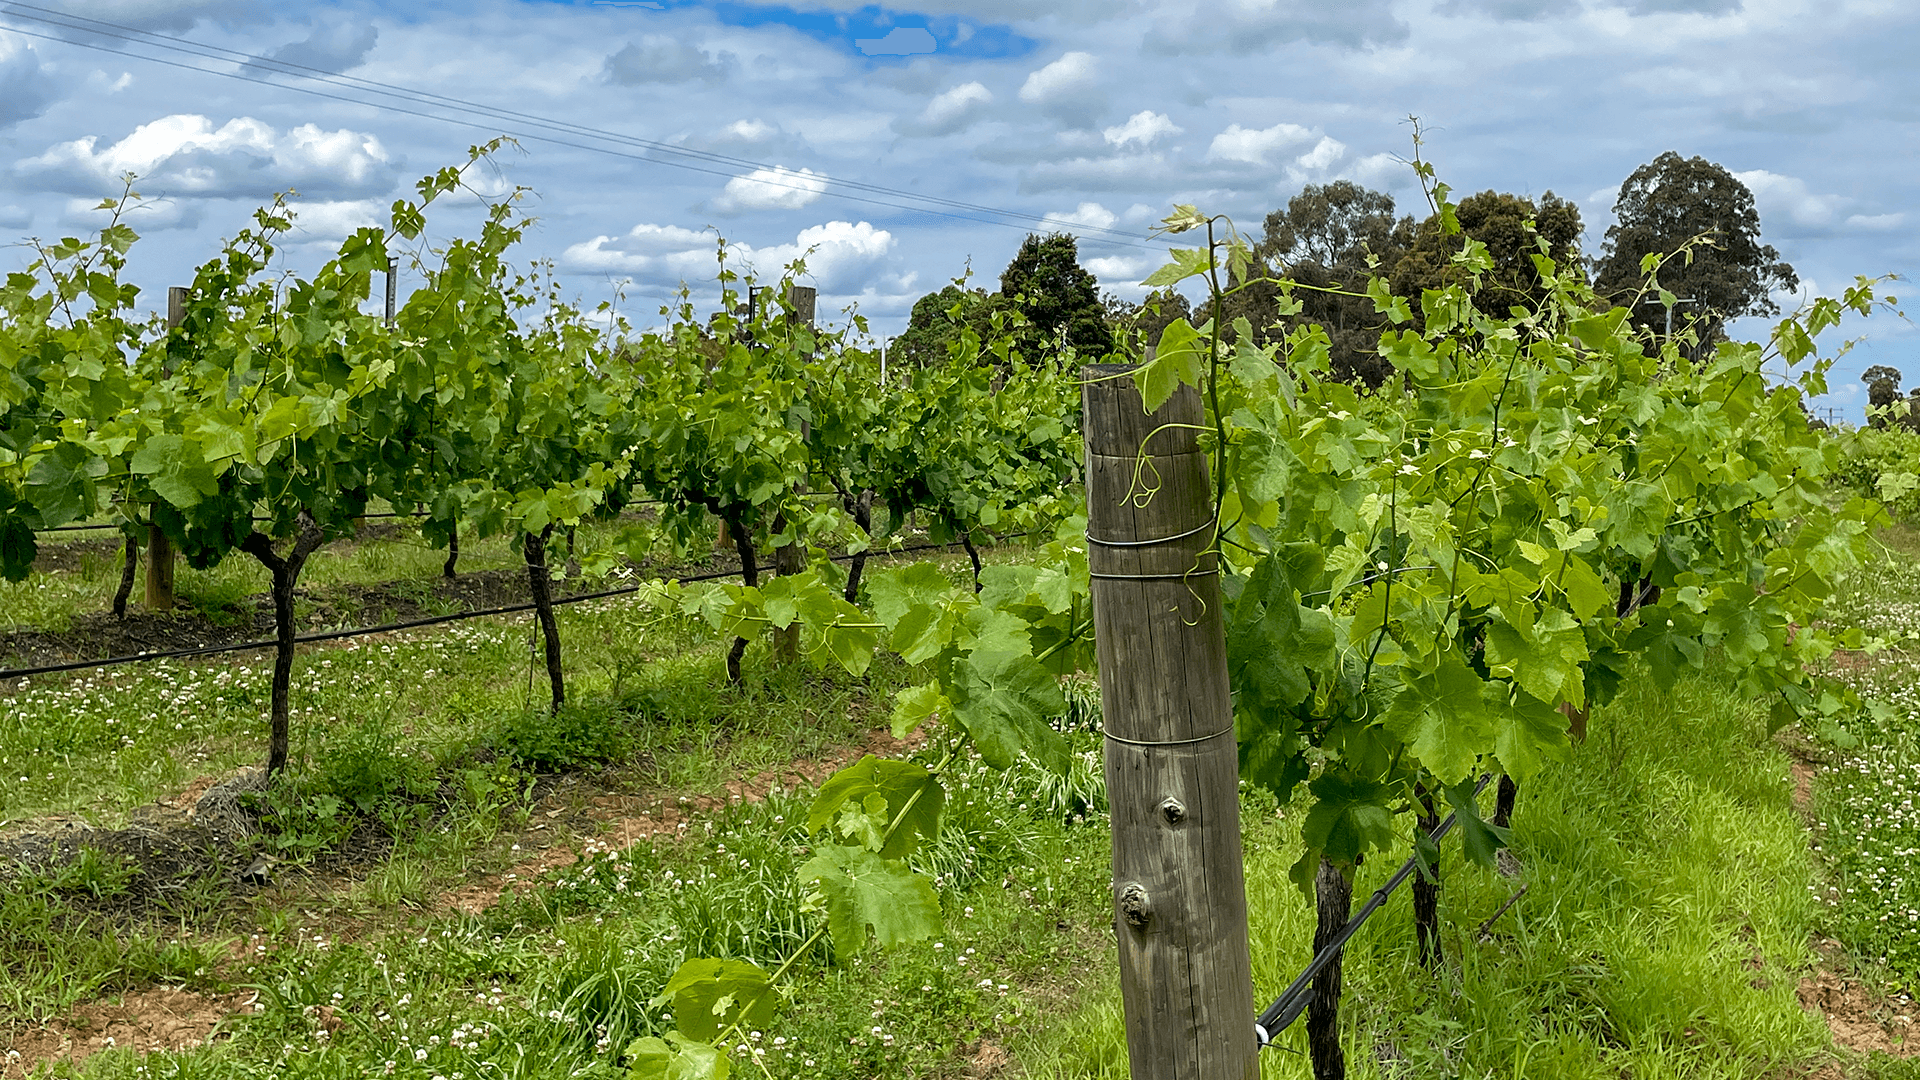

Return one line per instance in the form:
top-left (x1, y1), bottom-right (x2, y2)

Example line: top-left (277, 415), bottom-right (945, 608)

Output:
top-left (1016, 663), bottom-right (1911, 1079)
top-left (6, 537), bottom-right (1918, 1078)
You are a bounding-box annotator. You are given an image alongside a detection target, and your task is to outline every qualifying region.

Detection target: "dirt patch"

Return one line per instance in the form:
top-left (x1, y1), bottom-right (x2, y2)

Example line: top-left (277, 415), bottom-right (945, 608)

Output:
top-left (962, 1037), bottom-right (1011, 1077)
top-left (438, 725), bottom-right (921, 916)
top-left (1799, 938), bottom-right (1917, 1059)
top-left (1791, 759), bottom-right (1817, 815)
top-left (2, 985), bottom-right (253, 1077)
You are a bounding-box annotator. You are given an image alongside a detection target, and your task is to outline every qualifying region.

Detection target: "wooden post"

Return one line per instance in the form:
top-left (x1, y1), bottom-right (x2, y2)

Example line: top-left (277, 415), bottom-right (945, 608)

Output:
top-left (384, 257), bottom-right (398, 326)
top-left (145, 287), bottom-right (188, 612)
top-left (1083, 362), bottom-right (1257, 1080)
top-left (772, 285), bottom-right (816, 661)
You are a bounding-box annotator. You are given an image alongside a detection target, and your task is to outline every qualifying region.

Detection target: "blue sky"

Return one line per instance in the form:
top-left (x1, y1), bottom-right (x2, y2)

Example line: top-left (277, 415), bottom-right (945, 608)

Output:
top-left (0, 0), bottom-right (1912, 420)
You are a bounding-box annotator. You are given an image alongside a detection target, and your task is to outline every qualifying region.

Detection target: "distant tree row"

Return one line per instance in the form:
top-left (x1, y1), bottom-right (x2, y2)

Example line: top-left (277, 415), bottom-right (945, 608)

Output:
top-left (890, 151), bottom-right (1800, 382)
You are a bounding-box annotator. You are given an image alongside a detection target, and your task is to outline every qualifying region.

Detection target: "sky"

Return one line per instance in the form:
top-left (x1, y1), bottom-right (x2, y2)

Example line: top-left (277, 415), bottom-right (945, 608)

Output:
top-left (0, 0), bottom-right (1913, 420)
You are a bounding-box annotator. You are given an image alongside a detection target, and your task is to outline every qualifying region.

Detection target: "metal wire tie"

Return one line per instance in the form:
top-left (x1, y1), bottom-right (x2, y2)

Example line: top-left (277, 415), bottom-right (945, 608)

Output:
top-left (1102, 724), bottom-right (1235, 747)
top-left (1084, 517), bottom-right (1218, 548)
top-left (1088, 567), bottom-right (1220, 581)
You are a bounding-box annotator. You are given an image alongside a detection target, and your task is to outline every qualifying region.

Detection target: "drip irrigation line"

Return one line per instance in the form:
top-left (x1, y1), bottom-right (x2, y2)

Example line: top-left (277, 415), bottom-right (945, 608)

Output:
top-left (0, 533), bottom-right (1018, 681)
top-left (1254, 773), bottom-right (1497, 1046)
top-left (31, 501), bottom-right (691, 535)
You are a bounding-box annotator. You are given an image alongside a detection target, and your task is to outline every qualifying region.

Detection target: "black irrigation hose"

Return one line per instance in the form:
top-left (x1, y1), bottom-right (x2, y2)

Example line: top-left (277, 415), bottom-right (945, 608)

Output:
top-left (32, 496), bottom-right (835, 533)
top-left (1254, 772), bottom-right (1497, 1046)
top-left (0, 534), bottom-right (1018, 681)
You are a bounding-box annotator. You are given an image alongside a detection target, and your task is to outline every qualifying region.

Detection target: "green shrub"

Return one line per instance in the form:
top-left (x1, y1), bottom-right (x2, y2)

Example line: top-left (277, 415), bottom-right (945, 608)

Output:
top-left (497, 699), bottom-right (633, 771)
top-left (1832, 424), bottom-right (1920, 521)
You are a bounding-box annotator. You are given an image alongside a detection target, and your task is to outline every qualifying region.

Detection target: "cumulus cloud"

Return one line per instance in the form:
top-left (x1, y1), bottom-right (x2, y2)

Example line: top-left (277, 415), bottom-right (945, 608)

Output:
top-left (261, 19), bottom-right (378, 73)
top-left (0, 205), bottom-right (31, 231)
top-left (712, 166), bottom-right (828, 213)
top-left (31, 0), bottom-right (263, 32)
top-left (286, 198), bottom-right (386, 241)
top-left (1844, 212), bottom-right (1905, 231)
top-left (1734, 169), bottom-right (1847, 231)
top-left (855, 27), bottom-right (936, 55)
top-left (564, 219), bottom-right (911, 300)
top-left (16, 115), bottom-right (399, 200)
top-left (0, 32), bottom-right (58, 129)
top-left (1103, 111), bottom-right (1181, 148)
top-left (895, 81), bottom-right (993, 137)
top-left (1045, 202), bottom-right (1119, 230)
top-left (1084, 253), bottom-right (1156, 291)
top-left (1435, 0), bottom-right (1582, 19)
top-left (603, 37), bottom-right (730, 85)
top-left (1151, 0), bottom-right (1408, 54)
top-left (1295, 135), bottom-right (1346, 172)
top-left (1019, 51), bottom-right (1104, 127)
top-left (1206, 121), bottom-right (1314, 165)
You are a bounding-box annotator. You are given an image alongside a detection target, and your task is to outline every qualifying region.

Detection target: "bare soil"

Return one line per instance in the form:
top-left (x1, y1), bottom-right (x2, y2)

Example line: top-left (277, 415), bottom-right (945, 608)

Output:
top-left (1799, 938), bottom-right (1918, 1060)
top-left (1, 986), bottom-right (253, 1079)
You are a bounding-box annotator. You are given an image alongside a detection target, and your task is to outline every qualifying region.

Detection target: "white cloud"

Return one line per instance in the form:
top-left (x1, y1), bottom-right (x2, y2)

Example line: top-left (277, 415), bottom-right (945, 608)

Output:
top-left (1020, 51), bottom-right (1097, 103)
top-left (897, 81), bottom-right (993, 137)
top-left (563, 219), bottom-right (909, 301)
top-left (712, 166), bottom-right (828, 213)
top-left (1084, 253), bottom-right (1157, 294)
top-left (1019, 52), bottom-right (1104, 126)
top-left (603, 37), bottom-right (730, 85)
top-left (1103, 111), bottom-right (1182, 149)
top-left (1845, 212), bottom-right (1905, 231)
top-left (1207, 122), bottom-right (1314, 165)
top-left (721, 119), bottom-right (781, 144)
top-left (16, 115), bottom-right (397, 200)
top-left (0, 32), bottom-right (57, 128)
top-left (287, 198), bottom-right (385, 241)
top-left (1734, 169), bottom-right (1847, 230)
top-left (1295, 135), bottom-right (1347, 172)
top-left (261, 18), bottom-right (378, 73)
top-left (1045, 202), bottom-right (1119, 230)
top-left (0, 205), bottom-right (30, 231)
top-left (34, 0), bottom-right (264, 32)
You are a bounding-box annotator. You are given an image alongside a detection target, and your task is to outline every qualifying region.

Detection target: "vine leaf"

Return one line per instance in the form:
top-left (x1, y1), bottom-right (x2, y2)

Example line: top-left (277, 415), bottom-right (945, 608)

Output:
top-left (949, 648), bottom-right (1069, 773)
top-left (1291, 771), bottom-right (1397, 895)
top-left (625, 1032), bottom-right (730, 1080)
top-left (1382, 653), bottom-right (1497, 784)
top-left (797, 844), bottom-right (941, 961)
top-left (1485, 606), bottom-right (1588, 709)
top-left (809, 755), bottom-right (944, 859)
top-left (1491, 686), bottom-right (1572, 785)
top-left (1135, 317), bottom-right (1205, 412)
top-left (890, 682), bottom-right (950, 739)
top-left (1441, 777), bottom-right (1511, 867)
top-left (650, 958), bottom-right (776, 1044)
top-left (25, 442), bottom-right (104, 526)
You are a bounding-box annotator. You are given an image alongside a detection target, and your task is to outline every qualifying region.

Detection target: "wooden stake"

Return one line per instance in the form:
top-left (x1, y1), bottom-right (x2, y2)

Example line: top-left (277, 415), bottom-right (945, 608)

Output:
top-left (145, 287), bottom-right (188, 612)
top-left (1083, 362), bottom-right (1257, 1080)
top-left (771, 284), bottom-right (815, 662)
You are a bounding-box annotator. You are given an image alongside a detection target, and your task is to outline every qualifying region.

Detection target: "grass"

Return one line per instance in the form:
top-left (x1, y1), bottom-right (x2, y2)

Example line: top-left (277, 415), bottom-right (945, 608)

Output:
top-left (1017, 661), bottom-right (1917, 1079)
top-left (3, 535), bottom-right (1917, 1078)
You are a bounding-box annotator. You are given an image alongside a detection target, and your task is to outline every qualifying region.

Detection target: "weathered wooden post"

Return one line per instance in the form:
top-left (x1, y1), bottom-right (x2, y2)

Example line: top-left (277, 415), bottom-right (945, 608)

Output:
top-left (1083, 362), bottom-right (1257, 1080)
top-left (770, 285), bottom-right (816, 662)
top-left (145, 286), bottom-right (188, 612)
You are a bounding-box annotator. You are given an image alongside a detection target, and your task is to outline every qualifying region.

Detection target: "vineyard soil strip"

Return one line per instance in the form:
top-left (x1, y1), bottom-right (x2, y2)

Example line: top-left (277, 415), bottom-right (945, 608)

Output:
top-left (0, 537), bottom-right (1003, 681)
top-left (1254, 773), bottom-right (1496, 1046)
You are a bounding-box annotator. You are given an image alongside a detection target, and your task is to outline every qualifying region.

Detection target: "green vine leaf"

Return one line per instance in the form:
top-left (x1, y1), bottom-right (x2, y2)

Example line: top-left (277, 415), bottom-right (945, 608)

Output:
top-left (809, 755), bottom-right (945, 859)
top-left (948, 648), bottom-right (1069, 773)
top-left (797, 844), bottom-right (941, 962)
top-left (650, 958), bottom-right (777, 1044)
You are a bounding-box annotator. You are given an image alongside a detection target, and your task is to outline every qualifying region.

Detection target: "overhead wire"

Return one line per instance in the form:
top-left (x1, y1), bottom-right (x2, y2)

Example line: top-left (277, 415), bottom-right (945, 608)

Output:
top-left (0, 2), bottom-right (1157, 250)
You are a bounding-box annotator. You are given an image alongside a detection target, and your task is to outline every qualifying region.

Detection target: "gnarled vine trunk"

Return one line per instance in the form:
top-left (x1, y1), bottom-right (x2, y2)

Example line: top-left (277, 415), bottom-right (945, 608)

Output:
top-left (1309, 857), bottom-right (1352, 1080)
top-left (725, 510), bottom-right (758, 685)
top-left (112, 535), bottom-right (138, 618)
top-left (240, 514), bottom-right (326, 777)
top-left (1413, 783), bottom-right (1443, 969)
top-left (842, 488), bottom-right (874, 603)
top-left (524, 525), bottom-right (564, 712)
top-left (443, 529), bottom-right (459, 579)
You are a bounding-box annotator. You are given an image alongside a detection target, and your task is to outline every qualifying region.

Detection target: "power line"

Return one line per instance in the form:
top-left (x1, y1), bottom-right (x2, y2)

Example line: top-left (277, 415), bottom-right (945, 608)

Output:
top-left (0, 3), bottom-right (1156, 251)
